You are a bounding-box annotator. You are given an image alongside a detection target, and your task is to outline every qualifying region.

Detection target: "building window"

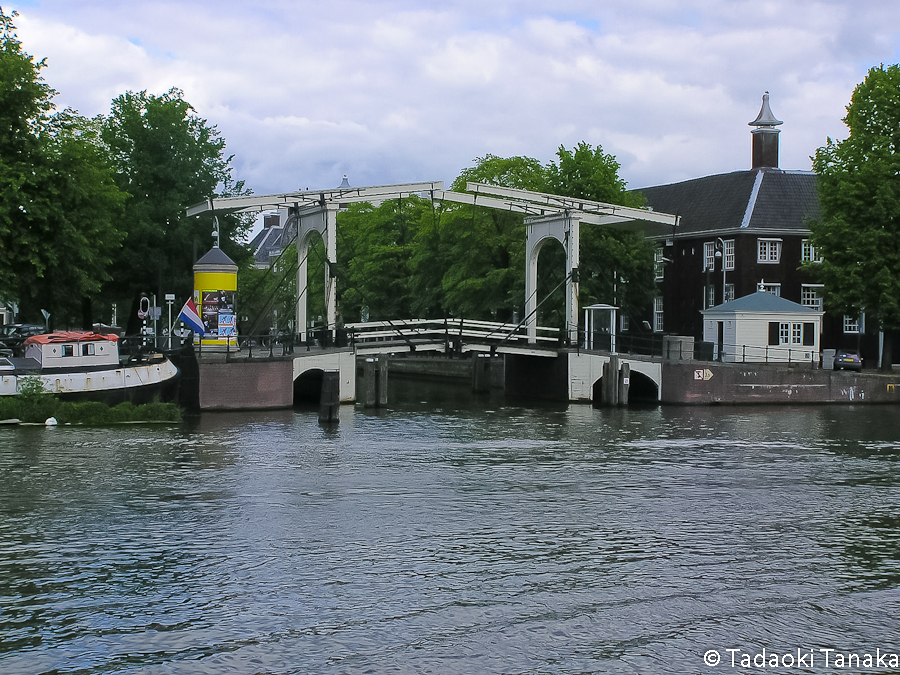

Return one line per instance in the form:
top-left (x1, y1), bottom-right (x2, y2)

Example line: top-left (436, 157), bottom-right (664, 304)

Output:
top-left (801, 285), bottom-right (823, 311)
top-left (801, 239), bottom-right (822, 263)
top-left (779, 322), bottom-right (791, 344)
top-left (654, 247), bottom-right (665, 280)
top-left (757, 238), bottom-right (782, 263)
top-left (723, 239), bottom-right (735, 270)
top-left (770, 322), bottom-right (816, 346)
top-left (761, 283), bottom-right (781, 297)
top-left (705, 284), bottom-right (716, 309)
top-left (724, 283), bottom-right (735, 303)
top-left (704, 241), bottom-right (716, 271)
top-left (653, 297), bottom-right (664, 333)
top-left (844, 315), bottom-right (860, 333)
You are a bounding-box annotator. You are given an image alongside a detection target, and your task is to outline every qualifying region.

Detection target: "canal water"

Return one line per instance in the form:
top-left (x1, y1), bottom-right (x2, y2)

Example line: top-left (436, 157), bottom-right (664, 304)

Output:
top-left (1, 381), bottom-right (899, 674)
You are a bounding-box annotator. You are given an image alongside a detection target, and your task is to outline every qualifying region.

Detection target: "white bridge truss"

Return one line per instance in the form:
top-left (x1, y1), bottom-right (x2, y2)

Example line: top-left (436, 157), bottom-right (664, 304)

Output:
top-left (187, 181), bottom-right (679, 345)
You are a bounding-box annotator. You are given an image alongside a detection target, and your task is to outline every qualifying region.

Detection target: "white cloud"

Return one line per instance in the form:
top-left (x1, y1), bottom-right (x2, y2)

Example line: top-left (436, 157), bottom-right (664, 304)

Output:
top-left (9, 0), bottom-right (900, 195)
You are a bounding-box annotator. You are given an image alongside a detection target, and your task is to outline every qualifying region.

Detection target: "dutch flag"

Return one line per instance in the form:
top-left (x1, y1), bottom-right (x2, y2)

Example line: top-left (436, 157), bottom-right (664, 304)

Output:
top-left (179, 298), bottom-right (206, 336)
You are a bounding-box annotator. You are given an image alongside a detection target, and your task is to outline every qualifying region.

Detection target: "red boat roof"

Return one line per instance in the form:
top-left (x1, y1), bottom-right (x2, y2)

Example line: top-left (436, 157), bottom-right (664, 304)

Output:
top-left (24, 331), bottom-right (119, 345)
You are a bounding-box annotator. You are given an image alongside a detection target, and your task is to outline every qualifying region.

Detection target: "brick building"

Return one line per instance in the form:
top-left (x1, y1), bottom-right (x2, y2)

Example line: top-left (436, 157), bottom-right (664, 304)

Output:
top-left (636, 93), bottom-right (886, 365)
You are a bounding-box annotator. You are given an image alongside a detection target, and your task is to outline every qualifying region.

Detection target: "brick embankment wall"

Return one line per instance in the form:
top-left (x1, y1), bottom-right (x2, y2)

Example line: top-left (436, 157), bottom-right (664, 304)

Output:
top-left (661, 362), bottom-right (900, 405)
top-left (198, 359), bottom-right (293, 410)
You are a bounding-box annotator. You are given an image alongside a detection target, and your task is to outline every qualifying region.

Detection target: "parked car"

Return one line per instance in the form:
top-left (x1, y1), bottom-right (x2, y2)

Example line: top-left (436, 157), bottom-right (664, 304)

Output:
top-left (0, 324), bottom-right (47, 354)
top-left (833, 348), bottom-right (862, 372)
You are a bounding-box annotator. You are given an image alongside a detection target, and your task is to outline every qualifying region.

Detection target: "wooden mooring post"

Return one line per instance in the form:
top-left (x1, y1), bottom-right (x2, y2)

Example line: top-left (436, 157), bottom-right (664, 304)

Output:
top-left (318, 370), bottom-right (340, 423)
top-left (363, 357), bottom-right (389, 408)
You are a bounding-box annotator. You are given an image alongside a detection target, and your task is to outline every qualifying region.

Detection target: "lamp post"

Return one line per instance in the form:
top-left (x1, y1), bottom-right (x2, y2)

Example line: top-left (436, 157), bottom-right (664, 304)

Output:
top-left (165, 293), bottom-right (175, 350)
top-left (716, 237), bottom-right (727, 303)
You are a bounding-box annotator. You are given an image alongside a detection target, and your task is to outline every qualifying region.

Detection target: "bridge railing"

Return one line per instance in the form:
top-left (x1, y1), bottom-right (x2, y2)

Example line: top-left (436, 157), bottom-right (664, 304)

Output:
top-left (343, 318), bottom-right (560, 350)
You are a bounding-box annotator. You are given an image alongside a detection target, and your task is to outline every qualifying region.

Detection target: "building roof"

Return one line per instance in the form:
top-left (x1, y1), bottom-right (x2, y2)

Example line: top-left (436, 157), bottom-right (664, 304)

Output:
top-left (195, 246), bottom-right (237, 267)
top-left (638, 167), bottom-right (820, 237)
top-left (701, 291), bottom-right (820, 315)
top-left (25, 331), bottom-right (119, 345)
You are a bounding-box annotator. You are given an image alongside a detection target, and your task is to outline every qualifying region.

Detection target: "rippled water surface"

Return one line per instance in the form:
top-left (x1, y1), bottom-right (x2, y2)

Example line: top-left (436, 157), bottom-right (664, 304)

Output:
top-left (2, 384), bottom-right (900, 674)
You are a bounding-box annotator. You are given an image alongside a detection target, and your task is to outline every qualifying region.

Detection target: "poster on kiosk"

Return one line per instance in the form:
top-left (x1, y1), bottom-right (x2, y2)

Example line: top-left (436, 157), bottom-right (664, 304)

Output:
top-left (196, 290), bottom-right (236, 342)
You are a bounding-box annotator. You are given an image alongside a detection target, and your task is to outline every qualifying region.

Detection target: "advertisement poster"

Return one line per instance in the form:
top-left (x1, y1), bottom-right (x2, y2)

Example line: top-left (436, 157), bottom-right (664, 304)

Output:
top-left (200, 290), bottom-right (236, 338)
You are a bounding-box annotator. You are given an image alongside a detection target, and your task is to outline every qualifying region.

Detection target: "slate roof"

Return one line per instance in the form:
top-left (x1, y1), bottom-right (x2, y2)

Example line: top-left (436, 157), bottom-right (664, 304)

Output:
top-left (701, 291), bottom-right (819, 315)
top-left (248, 224), bottom-right (286, 267)
top-left (637, 167), bottom-right (820, 237)
top-left (194, 246), bottom-right (237, 269)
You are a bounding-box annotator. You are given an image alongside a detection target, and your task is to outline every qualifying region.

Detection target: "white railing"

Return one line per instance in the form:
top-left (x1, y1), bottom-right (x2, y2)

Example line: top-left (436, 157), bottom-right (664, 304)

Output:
top-left (342, 318), bottom-right (559, 348)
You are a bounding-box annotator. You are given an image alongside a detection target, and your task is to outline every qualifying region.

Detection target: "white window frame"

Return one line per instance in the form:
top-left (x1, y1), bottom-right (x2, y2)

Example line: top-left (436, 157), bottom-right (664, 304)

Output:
top-left (801, 239), bottom-right (822, 263)
top-left (723, 239), bottom-right (735, 271)
top-left (705, 284), bottom-right (716, 309)
top-left (703, 241), bottom-right (716, 271)
top-left (654, 246), bottom-right (665, 280)
top-left (757, 238), bottom-right (782, 264)
top-left (844, 315), bottom-right (860, 334)
top-left (653, 297), bottom-right (664, 333)
top-left (724, 283), bottom-right (735, 303)
top-left (761, 283), bottom-right (781, 297)
top-left (801, 284), bottom-right (824, 311)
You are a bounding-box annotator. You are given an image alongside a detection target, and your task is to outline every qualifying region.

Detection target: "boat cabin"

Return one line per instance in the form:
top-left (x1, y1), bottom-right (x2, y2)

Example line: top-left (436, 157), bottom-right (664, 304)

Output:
top-left (23, 332), bottom-right (120, 370)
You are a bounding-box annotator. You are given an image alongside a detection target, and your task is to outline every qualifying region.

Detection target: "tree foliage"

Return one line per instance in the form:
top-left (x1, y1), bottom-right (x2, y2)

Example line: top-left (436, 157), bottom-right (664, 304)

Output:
top-left (100, 88), bottom-right (251, 325)
top-left (0, 9), bottom-right (125, 324)
top-left (809, 64), bottom-right (900, 367)
top-left (328, 145), bottom-right (654, 328)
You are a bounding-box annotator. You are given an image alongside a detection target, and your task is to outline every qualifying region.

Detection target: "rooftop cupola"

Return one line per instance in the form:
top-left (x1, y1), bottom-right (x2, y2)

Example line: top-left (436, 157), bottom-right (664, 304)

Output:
top-left (749, 91), bottom-right (783, 169)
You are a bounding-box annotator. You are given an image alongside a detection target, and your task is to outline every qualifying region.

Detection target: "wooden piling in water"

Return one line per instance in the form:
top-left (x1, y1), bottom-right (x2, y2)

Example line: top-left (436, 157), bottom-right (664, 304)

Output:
top-left (318, 370), bottom-right (340, 423)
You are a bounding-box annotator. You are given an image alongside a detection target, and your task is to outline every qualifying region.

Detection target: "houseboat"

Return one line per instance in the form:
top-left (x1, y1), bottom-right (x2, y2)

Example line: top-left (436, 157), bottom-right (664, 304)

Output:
top-left (0, 332), bottom-right (179, 403)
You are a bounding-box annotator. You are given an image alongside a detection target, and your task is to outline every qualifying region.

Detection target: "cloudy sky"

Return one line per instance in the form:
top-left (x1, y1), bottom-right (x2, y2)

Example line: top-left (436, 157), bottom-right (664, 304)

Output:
top-left (9, 0), bottom-right (900, 196)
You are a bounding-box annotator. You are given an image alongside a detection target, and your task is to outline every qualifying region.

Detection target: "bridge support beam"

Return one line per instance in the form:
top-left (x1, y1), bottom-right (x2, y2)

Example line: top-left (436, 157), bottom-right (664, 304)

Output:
top-left (472, 354), bottom-right (491, 392)
top-left (525, 213), bottom-right (581, 345)
top-left (297, 203), bottom-right (338, 345)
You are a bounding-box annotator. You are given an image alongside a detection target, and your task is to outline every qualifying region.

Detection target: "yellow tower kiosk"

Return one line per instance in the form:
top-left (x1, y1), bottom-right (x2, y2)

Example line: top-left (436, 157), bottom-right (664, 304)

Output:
top-left (193, 246), bottom-right (238, 348)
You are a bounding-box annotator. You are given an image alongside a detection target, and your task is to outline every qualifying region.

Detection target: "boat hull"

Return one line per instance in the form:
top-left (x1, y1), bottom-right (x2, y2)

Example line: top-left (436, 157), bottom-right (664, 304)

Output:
top-left (0, 360), bottom-right (180, 404)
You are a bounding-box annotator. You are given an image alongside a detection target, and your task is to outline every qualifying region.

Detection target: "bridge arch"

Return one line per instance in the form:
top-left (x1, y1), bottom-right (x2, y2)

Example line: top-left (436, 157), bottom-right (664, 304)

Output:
top-left (294, 367), bottom-right (325, 404)
top-left (296, 204), bottom-right (338, 343)
top-left (525, 213), bottom-right (580, 345)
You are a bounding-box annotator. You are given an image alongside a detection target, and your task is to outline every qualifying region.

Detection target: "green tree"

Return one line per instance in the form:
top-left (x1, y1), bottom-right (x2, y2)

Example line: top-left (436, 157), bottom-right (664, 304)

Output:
top-left (431, 155), bottom-right (548, 320)
top-left (432, 146), bottom-right (654, 325)
top-left (100, 88), bottom-right (251, 328)
top-left (809, 64), bottom-right (900, 370)
top-left (0, 9), bottom-right (124, 325)
top-left (336, 197), bottom-right (427, 322)
top-left (548, 142), bottom-right (656, 320)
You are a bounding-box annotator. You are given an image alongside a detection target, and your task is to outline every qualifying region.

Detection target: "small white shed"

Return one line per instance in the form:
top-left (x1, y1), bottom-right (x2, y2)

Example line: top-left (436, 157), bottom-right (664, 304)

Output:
top-left (701, 291), bottom-right (824, 363)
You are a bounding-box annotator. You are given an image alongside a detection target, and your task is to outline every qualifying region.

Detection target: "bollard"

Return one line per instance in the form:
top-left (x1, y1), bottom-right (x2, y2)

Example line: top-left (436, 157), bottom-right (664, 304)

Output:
top-left (318, 370), bottom-right (340, 423)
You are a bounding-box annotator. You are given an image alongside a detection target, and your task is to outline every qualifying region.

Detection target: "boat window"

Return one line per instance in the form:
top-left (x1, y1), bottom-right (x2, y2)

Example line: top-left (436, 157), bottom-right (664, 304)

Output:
top-left (82, 343), bottom-right (95, 356)
top-left (63, 345), bottom-right (74, 357)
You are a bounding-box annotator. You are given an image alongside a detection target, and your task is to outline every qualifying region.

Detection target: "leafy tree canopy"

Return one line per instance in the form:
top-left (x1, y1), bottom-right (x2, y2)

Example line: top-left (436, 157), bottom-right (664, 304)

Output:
top-left (0, 9), bottom-right (125, 325)
top-left (809, 63), bottom-right (900, 367)
top-left (426, 143), bottom-right (654, 323)
top-left (100, 88), bottom-right (252, 320)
